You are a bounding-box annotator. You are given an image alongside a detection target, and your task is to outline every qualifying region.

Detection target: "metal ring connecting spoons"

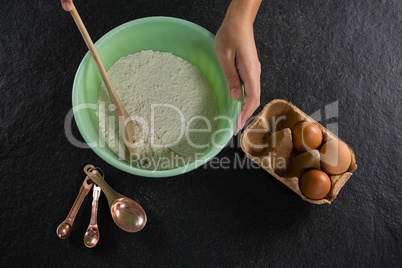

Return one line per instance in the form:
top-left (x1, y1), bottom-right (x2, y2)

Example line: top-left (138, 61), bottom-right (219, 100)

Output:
top-left (84, 185), bottom-right (101, 248)
top-left (56, 177), bottom-right (93, 239)
top-left (84, 164), bottom-right (147, 233)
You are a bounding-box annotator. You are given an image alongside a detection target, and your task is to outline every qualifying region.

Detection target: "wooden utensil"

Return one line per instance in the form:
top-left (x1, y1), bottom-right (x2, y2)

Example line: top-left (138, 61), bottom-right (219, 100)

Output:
top-left (69, 4), bottom-right (137, 159)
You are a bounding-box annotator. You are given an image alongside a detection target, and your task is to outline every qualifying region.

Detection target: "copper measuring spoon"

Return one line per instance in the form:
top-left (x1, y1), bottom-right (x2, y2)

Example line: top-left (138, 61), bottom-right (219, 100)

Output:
top-left (84, 164), bottom-right (147, 233)
top-left (56, 177), bottom-right (93, 239)
top-left (84, 185), bottom-right (101, 248)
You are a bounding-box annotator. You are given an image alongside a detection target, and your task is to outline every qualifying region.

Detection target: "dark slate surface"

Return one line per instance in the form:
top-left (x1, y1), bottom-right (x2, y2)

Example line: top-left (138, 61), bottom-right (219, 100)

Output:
top-left (0, 0), bottom-right (401, 267)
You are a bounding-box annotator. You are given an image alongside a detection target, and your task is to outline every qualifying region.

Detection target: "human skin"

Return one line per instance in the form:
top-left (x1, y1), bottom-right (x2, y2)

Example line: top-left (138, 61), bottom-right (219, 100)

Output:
top-left (215, 0), bottom-right (262, 135)
top-left (61, 0), bottom-right (262, 135)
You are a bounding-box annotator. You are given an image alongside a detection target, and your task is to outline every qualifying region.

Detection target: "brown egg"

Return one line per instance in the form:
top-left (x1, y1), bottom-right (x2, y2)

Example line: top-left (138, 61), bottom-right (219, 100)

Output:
top-left (320, 139), bottom-right (351, 175)
top-left (299, 169), bottom-right (331, 200)
top-left (292, 121), bottom-right (323, 152)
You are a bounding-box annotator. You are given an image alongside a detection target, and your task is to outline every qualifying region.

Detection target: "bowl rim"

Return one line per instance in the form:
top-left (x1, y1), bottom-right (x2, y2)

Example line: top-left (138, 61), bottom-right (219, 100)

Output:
top-left (72, 16), bottom-right (242, 178)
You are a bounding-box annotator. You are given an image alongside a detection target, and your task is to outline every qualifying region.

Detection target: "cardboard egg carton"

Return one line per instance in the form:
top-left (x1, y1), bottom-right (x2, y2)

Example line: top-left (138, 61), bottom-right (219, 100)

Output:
top-left (240, 99), bottom-right (357, 204)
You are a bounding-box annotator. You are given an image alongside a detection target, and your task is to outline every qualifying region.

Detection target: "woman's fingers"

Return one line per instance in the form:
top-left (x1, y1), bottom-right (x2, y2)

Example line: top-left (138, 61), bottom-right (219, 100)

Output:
top-left (234, 60), bottom-right (261, 135)
top-left (61, 0), bottom-right (73, 11)
top-left (216, 51), bottom-right (242, 100)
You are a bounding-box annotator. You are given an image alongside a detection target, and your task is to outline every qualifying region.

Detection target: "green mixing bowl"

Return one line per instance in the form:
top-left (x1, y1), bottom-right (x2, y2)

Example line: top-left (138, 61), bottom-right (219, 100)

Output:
top-left (72, 17), bottom-right (242, 177)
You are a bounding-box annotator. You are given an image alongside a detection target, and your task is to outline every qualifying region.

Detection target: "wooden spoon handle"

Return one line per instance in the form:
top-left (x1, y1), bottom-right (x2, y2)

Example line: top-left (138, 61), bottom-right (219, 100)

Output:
top-left (69, 4), bottom-right (125, 116)
top-left (69, 4), bottom-right (136, 157)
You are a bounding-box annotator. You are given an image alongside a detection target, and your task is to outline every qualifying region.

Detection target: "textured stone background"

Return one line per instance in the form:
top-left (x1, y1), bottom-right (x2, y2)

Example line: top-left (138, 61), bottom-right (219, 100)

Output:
top-left (0, 0), bottom-right (401, 266)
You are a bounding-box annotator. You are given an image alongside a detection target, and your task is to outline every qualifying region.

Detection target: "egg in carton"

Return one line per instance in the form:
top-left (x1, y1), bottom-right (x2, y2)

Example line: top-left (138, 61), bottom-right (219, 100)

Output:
top-left (240, 99), bottom-right (357, 204)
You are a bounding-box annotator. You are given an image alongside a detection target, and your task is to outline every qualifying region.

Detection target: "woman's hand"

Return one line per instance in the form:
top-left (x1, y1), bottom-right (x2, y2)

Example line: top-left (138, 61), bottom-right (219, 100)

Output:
top-left (61, 0), bottom-right (73, 11)
top-left (215, 0), bottom-right (261, 135)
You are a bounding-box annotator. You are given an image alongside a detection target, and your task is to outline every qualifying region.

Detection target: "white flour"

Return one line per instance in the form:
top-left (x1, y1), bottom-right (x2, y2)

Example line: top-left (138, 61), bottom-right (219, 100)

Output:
top-left (96, 50), bottom-right (217, 170)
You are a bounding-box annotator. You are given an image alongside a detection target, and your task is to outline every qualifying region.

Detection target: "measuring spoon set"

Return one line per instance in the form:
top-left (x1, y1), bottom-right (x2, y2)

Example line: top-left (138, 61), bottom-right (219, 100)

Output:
top-left (56, 164), bottom-right (147, 248)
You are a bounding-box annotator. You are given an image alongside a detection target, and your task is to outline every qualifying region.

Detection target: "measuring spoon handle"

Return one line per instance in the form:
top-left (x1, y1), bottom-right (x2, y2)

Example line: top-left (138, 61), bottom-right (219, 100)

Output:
top-left (84, 164), bottom-right (123, 207)
top-left (89, 186), bottom-right (101, 226)
top-left (64, 177), bottom-right (93, 225)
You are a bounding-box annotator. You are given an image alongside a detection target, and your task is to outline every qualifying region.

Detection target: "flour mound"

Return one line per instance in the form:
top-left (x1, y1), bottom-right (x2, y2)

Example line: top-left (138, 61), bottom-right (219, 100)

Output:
top-left (97, 50), bottom-right (217, 170)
